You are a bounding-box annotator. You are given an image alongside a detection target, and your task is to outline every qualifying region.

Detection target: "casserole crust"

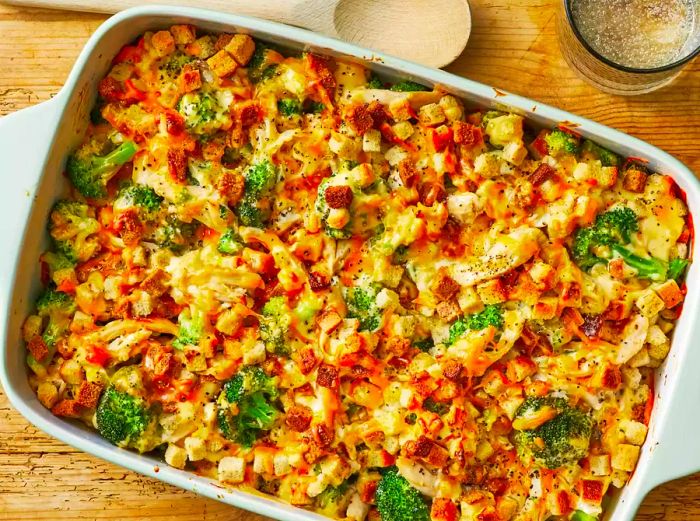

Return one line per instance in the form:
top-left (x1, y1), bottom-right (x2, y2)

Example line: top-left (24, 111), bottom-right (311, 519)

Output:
top-left (21, 25), bottom-right (692, 521)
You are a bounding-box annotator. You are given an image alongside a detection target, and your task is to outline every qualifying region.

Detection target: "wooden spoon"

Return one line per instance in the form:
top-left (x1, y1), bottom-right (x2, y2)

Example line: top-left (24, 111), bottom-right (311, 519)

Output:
top-left (3, 0), bottom-right (472, 68)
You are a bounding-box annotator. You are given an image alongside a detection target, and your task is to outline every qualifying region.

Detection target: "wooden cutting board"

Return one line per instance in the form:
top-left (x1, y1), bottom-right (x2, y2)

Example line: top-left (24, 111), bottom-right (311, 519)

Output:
top-left (1, 1), bottom-right (700, 519)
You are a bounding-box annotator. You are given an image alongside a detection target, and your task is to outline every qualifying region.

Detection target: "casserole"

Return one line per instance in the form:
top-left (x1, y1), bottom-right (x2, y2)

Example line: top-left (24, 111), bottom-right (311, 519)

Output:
top-left (1, 5), bottom-right (699, 520)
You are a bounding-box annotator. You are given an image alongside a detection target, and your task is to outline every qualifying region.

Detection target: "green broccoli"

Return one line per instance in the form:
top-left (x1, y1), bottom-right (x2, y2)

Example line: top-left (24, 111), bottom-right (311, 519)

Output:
top-left (422, 397), bottom-right (449, 415)
top-left (390, 79), bottom-right (430, 92)
top-left (96, 386), bottom-right (150, 447)
top-left (258, 296), bottom-right (292, 356)
top-left (36, 289), bottom-right (76, 348)
top-left (151, 216), bottom-right (197, 253)
top-left (218, 365), bottom-right (280, 447)
top-left (571, 511), bottom-right (598, 521)
top-left (480, 110), bottom-right (506, 128)
top-left (367, 73), bottom-right (384, 89)
top-left (545, 129), bottom-right (580, 156)
top-left (375, 467), bottom-right (430, 521)
top-left (114, 184), bottom-right (164, 221)
top-left (303, 100), bottom-right (325, 114)
top-left (668, 257), bottom-right (689, 281)
top-left (581, 139), bottom-right (620, 167)
top-left (316, 480), bottom-right (353, 518)
top-left (172, 308), bottom-right (205, 350)
top-left (513, 396), bottom-right (592, 469)
top-left (447, 305), bottom-right (503, 345)
top-left (177, 90), bottom-right (229, 135)
top-left (67, 140), bottom-right (138, 199)
top-left (345, 285), bottom-right (382, 332)
top-left (315, 179), bottom-right (352, 239)
top-left (412, 337), bottom-right (434, 353)
top-left (160, 51), bottom-right (194, 77)
top-left (235, 159), bottom-right (278, 227)
top-left (218, 228), bottom-right (244, 255)
top-left (571, 206), bottom-right (684, 281)
top-left (248, 43), bottom-right (279, 83)
top-left (277, 98), bottom-right (302, 116)
top-left (48, 200), bottom-right (101, 263)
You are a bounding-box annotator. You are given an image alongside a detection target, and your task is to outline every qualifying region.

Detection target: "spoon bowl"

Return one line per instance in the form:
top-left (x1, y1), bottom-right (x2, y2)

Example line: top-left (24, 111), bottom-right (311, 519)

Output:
top-left (2, 0), bottom-right (473, 68)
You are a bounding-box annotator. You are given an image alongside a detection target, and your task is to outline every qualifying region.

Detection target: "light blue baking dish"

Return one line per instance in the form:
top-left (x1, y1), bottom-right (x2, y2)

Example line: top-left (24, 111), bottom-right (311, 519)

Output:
top-left (0, 6), bottom-right (699, 520)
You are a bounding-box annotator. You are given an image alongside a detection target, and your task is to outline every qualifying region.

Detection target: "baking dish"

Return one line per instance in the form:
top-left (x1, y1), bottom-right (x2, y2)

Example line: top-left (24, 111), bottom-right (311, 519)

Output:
top-left (0, 6), bottom-right (699, 520)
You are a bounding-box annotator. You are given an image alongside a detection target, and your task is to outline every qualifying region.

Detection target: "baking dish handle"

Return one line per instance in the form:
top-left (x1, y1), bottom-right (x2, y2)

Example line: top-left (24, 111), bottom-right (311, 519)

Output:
top-left (0, 99), bottom-right (60, 244)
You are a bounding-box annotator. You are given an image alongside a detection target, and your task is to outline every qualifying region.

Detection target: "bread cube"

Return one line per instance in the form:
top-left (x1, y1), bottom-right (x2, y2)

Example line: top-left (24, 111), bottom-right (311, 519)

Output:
top-left (165, 443), bottom-right (187, 469)
top-left (384, 145), bottom-right (408, 166)
top-left (648, 340), bottom-right (671, 360)
top-left (655, 279), bottom-right (684, 309)
top-left (502, 141), bottom-right (528, 165)
top-left (253, 449), bottom-right (274, 475)
top-left (635, 289), bottom-right (665, 318)
top-left (476, 279), bottom-right (506, 305)
top-left (362, 129), bottom-right (382, 152)
top-left (611, 444), bottom-right (640, 472)
top-left (329, 132), bottom-right (360, 159)
top-left (170, 24), bottom-right (196, 45)
top-left (184, 436), bottom-right (206, 461)
top-left (392, 121), bottom-right (414, 141)
top-left (206, 50), bottom-right (238, 78)
top-left (588, 454), bottom-right (611, 476)
top-left (218, 456), bottom-right (246, 483)
top-left (388, 98), bottom-right (412, 121)
top-left (224, 34), bottom-right (255, 65)
top-left (151, 30), bottom-right (175, 57)
top-left (274, 452), bottom-right (292, 476)
top-left (628, 347), bottom-right (651, 368)
top-left (621, 420), bottom-right (648, 446)
top-left (438, 95), bottom-right (463, 122)
top-left (418, 103), bottom-right (446, 126)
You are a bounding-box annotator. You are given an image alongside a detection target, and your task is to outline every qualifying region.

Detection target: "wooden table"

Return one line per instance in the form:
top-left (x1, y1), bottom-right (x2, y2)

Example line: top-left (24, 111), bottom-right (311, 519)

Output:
top-left (1, 1), bottom-right (699, 519)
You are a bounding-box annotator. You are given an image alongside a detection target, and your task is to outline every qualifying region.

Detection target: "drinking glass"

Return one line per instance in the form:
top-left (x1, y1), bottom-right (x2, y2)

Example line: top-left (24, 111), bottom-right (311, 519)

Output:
top-left (557, 0), bottom-right (700, 95)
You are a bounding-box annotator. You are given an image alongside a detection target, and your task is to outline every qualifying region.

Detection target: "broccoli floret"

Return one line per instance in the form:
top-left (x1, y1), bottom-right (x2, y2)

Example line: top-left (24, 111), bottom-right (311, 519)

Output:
top-left (316, 480), bottom-right (353, 517)
top-left (177, 90), bottom-right (229, 135)
top-left (367, 73), bottom-right (384, 89)
top-left (422, 397), bottom-right (449, 415)
top-left (303, 100), bottom-right (325, 114)
top-left (390, 79), bottom-right (430, 92)
top-left (151, 217), bottom-right (197, 253)
top-left (513, 396), bottom-right (592, 469)
top-left (36, 289), bottom-right (76, 347)
top-left (580, 139), bottom-right (620, 167)
top-left (248, 44), bottom-right (279, 83)
top-left (668, 257), bottom-right (689, 281)
top-left (412, 337), bottom-right (434, 352)
top-left (376, 467), bottom-right (430, 521)
top-left (571, 207), bottom-right (682, 281)
top-left (258, 296), bottom-right (292, 356)
top-left (218, 365), bottom-right (280, 447)
top-left (277, 98), bottom-right (302, 116)
top-left (480, 110), bottom-right (506, 128)
top-left (67, 141), bottom-right (138, 199)
top-left (96, 386), bottom-right (149, 446)
top-left (315, 179), bottom-right (352, 239)
top-left (345, 285), bottom-right (382, 332)
top-left (545, 129), bottom-right (580, 156)
top-left (160, 51), bottom-right (194, 77)
top-left (571, 511), bottom-right (598, 521)
top-left (114, 184), bottom-right (163, 221)
top-left (48, 200), bottom-right (101, 263)
top-left (235, 159), bottom-right (278, 227)
top-left (217, 228), bottom-right (244, 255)
top-left (172, 309), bottom-right (205, 350)
top-left (447, 305), bottom-right (503, 345)
top-left (40, 251), bottom-right (76, 287)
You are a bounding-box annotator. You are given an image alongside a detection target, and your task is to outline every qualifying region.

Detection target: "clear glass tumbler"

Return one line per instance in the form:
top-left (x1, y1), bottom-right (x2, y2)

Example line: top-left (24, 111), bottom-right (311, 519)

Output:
top-left (557, 0), bottom-right (700, 95)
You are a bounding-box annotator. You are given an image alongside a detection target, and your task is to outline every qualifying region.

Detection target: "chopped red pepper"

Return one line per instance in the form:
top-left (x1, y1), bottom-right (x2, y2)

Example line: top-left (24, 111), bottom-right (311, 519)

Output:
top-left (87, 346), bottom-right (111, 367)
top-left (113, 38), bottom-right (145, 65)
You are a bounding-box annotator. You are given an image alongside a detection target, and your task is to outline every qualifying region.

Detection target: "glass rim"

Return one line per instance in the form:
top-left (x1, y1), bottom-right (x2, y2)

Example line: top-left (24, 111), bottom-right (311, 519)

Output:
top-left (564, 0), bottom-right (700, 74)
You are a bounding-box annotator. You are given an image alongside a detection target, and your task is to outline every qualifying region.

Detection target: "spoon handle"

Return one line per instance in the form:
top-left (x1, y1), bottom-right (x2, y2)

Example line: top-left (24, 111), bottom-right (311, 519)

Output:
top-left (1, 0), bottom-right (324, 30)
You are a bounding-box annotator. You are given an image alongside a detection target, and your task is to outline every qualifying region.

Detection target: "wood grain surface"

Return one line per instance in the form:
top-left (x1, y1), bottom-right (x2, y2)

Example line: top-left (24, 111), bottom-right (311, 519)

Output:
top-left (0, 1), bottom-right (699, 519)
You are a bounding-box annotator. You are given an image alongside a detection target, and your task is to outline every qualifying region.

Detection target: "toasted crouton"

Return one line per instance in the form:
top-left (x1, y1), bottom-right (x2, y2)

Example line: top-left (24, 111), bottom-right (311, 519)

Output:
top-left (75, 381), bottom-right (103, 409)
top-left (151, 30), bottom-right (176, 57)
top-left (655, 279), bottom-right (684, 309)
top-left (51, 399), bottom-right (82, 418)
top-left (623, 167), bottom-right (647, 193)
top-left (206, 49), bottom-right (238, 78)
top-left (170, 24), bottom-right (196, 45)
top-left (225, 34), bottom-right (255, 66)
